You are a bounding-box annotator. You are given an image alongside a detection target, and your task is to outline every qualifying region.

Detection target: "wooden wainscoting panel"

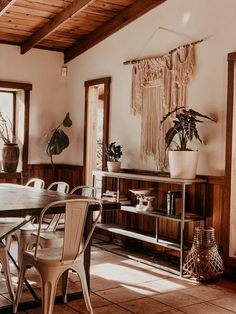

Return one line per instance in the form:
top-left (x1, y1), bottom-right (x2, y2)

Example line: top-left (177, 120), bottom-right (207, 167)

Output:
top-left (27, 164), bottom-right (84, 191)
top-left (0, 172), bottom-right (22, 184)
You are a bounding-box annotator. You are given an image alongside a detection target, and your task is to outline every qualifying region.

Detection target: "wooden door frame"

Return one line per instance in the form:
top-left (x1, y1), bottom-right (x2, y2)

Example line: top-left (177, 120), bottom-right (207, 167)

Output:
top-left (224, 52), bottom-right (236, 266)
top-left (83, 77), bottom-right (111, 182)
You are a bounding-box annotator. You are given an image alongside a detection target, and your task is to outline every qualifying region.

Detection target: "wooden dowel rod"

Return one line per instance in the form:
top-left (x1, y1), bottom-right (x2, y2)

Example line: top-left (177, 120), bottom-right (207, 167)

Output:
top-left (123, 38), bottom-right (204, 65)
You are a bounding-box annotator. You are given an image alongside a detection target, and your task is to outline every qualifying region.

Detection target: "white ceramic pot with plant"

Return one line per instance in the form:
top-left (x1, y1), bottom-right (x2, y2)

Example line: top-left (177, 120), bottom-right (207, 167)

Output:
top-left (105, 142), bottom-right (122, 172)
top-left (160, 107), bottom-right (216, 179)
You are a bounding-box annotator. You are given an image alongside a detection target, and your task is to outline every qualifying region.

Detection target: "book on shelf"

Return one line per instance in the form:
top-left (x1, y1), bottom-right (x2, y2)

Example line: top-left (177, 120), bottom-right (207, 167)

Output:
top-left (102, 190), bottom-right (131, 205)
top-left (166, 190), bottom-right (182, 216)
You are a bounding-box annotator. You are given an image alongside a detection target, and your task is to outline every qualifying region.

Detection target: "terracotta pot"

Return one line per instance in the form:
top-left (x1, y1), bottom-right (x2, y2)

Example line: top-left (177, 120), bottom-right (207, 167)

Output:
top-left (2, 143), bottom-right (20, 172)
top-left (168, 150), bottom-right (198, 179)
top-left (107, 161), bottom-right (121, 172)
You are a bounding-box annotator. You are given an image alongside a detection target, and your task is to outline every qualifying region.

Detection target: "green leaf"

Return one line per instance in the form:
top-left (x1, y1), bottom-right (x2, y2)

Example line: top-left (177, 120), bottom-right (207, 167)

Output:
top-left (63, 112), bottom-right (72, 128)
top-left (46, 129), bottom-right (69, 157)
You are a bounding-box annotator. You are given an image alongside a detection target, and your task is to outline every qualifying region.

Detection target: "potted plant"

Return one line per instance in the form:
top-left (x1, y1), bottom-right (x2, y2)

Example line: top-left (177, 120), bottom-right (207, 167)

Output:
top-left (0, 112), bottom-right (19, 172)
top-left (46, 112), bottom-right (72, 173)
top-left (105, 141), bottom-right (122, 172)
top-left (160, 106), bottom-right (216, 179)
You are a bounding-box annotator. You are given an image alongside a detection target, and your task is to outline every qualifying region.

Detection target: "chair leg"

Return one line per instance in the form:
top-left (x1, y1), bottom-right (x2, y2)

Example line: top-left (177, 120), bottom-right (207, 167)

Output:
top-left (61, 270), bottom-right (69, 303)
top-left (13, 262), bottom-right (28, 313)
top-left (76, 263), bottom-right (93, 314)
top-left (16, 231), bottom-right (32, 266)
top-left (41, 269), bottom-right (60, 314)
top-left (5, 234), bottom-right (13, 251)
top-left (0, 246), bottom-right (15, 302)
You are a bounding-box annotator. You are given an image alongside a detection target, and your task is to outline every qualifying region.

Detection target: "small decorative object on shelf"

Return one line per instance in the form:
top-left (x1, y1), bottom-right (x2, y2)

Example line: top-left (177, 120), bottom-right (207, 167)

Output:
top-left (144, 196), bottom-right (155, 211)
top-left (106, 142), bottom-right (122, 172)
top-left (183, 227), bottom-right (224, 281)
top-left (166, 190), bottom-right (182, 216)
top-left (129, 188), bottom-right (154, 211)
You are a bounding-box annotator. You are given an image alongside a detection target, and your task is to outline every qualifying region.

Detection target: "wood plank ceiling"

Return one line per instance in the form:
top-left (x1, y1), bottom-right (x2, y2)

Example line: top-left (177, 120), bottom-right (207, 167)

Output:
top-left (0, 0), bottom-right (166, 63)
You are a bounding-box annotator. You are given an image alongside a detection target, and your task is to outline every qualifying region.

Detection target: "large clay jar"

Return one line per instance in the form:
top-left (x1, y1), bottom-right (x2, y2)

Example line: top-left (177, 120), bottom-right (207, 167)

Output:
top-left (2, 143), bottom-right (20, 172)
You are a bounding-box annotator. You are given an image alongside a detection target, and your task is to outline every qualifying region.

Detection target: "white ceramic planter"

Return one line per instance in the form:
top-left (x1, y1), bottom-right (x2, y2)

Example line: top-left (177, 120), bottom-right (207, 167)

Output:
top-left (168, 150), bottom-right (198, 179)
top-left (107, 161), bottom-right (121, 172)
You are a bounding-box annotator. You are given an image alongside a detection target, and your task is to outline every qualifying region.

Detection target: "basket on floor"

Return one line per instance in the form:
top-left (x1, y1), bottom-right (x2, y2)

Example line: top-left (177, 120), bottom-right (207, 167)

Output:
top-left (183, 227), bottom-right (224, 281)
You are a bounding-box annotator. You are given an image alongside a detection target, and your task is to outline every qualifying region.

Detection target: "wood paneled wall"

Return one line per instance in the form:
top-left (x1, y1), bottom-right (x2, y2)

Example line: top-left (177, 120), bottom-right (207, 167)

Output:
top-left (27, 164), bottom-right (84, 191)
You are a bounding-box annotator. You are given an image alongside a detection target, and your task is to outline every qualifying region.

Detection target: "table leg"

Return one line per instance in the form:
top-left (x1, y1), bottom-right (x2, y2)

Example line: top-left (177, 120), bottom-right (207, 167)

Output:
top-left (84, 211), bottom-right (93, 290)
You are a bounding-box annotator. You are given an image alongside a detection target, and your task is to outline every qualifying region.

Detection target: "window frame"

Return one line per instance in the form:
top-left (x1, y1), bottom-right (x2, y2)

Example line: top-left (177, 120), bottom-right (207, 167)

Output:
top-left (0, 81), bottom-right (32, 175)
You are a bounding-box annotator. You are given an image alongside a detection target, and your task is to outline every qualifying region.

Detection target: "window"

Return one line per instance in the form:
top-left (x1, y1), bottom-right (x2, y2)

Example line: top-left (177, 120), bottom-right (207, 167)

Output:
top-left (0, 81), bottom-right (32, 174)
top-left (0, 91), bottom-right (15, 149)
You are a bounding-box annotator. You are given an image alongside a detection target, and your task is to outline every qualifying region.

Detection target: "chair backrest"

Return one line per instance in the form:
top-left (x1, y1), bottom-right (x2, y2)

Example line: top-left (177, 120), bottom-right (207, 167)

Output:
top-left (47, 181), bottom-right (70, 194)
top-left (70, 185), bottom-right (95, 198)
top-left (25, 178), bottom-right (45, 190)
top-left (34, 199), bottom-right (102, 261)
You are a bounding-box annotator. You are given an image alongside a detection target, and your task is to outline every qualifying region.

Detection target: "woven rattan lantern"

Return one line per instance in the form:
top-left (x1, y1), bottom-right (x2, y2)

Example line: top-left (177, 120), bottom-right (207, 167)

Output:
top-left (183, 227), bottom-right (224, 281)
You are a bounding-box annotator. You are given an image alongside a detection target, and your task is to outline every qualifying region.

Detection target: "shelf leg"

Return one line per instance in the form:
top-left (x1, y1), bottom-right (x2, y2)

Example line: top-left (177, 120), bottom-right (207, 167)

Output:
top-left (180, 183), bottom-right (186, 277)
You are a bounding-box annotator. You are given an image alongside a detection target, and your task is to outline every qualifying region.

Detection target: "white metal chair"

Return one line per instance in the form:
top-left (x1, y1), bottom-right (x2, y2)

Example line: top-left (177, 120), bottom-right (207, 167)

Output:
top-left (70, 185), bottom-right (96, 198)
top-left (0, 243), bottom-right (15, 301)
top-left (30, 185), bottom-right (96, 249)
top-left (13, 199), bottom-right (102, 314)
top-left (15, 181), bottom-right (68, 265)
top-left (25, 178), bottom-right (45, 189)
top-left (0, 178), bottom-right (45, 252)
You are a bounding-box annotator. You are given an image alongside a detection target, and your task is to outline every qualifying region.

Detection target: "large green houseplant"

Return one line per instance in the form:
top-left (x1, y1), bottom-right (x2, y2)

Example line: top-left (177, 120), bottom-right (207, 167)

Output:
top-left (160, 106), bottom-right (215, 179)
top-left (46, 112), bottom-right (72, 170)
top-left (105, 141), bottom-right (122, 172)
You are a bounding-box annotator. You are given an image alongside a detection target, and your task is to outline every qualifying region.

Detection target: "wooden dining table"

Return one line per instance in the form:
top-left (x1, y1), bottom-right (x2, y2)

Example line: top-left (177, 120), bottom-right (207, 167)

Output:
top-left (0, 183), bottom-right (120, 312)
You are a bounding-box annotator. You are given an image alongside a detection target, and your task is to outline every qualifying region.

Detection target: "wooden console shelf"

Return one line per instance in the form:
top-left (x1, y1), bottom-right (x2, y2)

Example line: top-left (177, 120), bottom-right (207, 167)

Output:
top-left (93, 170), bottom-right (207, 276)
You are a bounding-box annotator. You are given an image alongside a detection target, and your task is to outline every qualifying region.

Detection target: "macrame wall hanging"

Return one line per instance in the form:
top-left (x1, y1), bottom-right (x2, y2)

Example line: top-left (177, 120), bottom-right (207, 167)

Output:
top-left (124, 39), bottom-right (202, 171)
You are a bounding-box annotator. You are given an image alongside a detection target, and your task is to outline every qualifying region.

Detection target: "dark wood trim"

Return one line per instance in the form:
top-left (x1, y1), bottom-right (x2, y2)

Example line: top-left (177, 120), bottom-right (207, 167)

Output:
top-left (224, 57), bottom-right (235, 259)
top-left (84, 77), bottom-right (111, 88)
top-left (0, 81), bottom-right (32, 91)
top-left (228, 52), bottom-right (236, 61)
top-left (21, 0), bottom-right (94, 54)
top-left (0, 0), bottom-right (16, 16)
top-left (27, 164), bottom-right (83, 171)
top-left (22, 90), bottom-right (30, 176)
top-left (83, 77), bottom-right (111, 182)
top-left (64, 0), bottom-right (166, 63)
top-left (13, 91), bottom-right (16, 136)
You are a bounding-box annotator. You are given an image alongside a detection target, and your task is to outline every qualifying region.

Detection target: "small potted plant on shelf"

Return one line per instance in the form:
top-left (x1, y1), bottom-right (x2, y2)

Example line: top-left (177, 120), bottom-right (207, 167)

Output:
top-left (0, 112), bottom-right (19, 172)
top-left (105, 141), bottom-right (122, 172)
top-left (160, 106), bottom-right (216, 179)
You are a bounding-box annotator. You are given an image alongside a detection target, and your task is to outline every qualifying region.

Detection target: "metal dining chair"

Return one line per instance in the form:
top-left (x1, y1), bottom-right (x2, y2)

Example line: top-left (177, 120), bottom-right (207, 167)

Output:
top-left (0, 178), bottom-right (45, 251)
top-left (25, 178), bottom-right (45, 189)
top-left (13, 199), bottom-right (102, 314)
top-left (30, 185), bottom-right (96, 249)
top-left (15, 181), bottom-right (69, 265)
top-left (0, 243), bottom-right (15, 301)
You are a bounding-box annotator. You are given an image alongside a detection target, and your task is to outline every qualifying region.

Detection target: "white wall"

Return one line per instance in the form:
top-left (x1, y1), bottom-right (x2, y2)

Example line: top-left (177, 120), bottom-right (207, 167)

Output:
top-left (0, 45), bottom-right (67, 164)
top-left (0, 0), bottom-right (235, 175)
top-left (66, 0), bottom-right (236, 176)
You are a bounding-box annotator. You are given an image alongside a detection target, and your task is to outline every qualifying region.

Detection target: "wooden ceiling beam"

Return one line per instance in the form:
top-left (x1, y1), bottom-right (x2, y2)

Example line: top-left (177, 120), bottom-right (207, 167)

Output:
top-left (64, 0), bottom-right (166, 63)
top-left (0, 0), bottom-right (16, 16)
top-left (21, 0), bottom-right (95, 55)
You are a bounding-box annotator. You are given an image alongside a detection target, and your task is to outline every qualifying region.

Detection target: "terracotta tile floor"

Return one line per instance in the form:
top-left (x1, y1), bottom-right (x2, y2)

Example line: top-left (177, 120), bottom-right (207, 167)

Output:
top-left (1, 241), bottom-right (236, 313)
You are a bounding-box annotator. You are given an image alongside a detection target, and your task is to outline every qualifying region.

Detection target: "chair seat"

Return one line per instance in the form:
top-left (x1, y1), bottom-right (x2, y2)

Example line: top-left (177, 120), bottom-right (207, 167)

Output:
top-left (19, 222), bottom-right (49, 232)
top-left (31, 230), bottom-right (64, 248)
top-left (32, 230), bottom-right (64, 240)
top-left (24, 247), bottom-right (81, 266)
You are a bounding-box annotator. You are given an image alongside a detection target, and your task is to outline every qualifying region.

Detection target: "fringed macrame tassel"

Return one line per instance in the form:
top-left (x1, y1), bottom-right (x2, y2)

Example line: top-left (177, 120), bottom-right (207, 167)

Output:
top-left (131, 44), bottom-right (195, 171)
